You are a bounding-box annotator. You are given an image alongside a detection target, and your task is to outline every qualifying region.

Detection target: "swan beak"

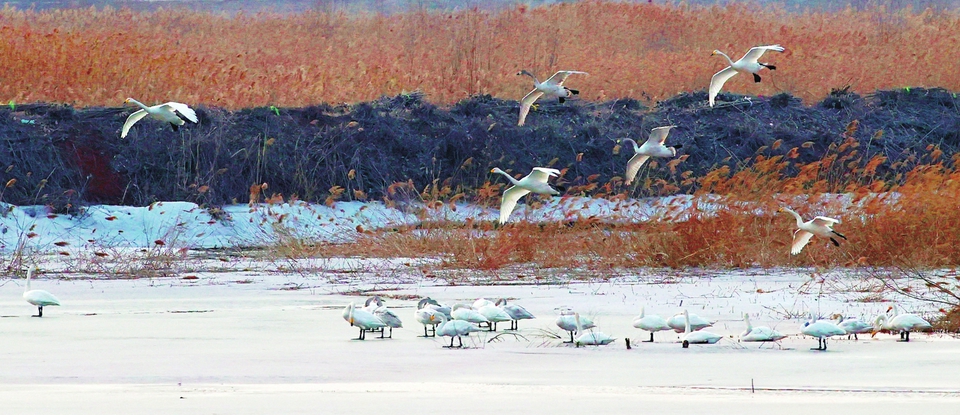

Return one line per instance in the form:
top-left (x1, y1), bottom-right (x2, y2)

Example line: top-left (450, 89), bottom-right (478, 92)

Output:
top-left (776, 207), bottom-right (784, 212)
top-left (429, 315), bottom-right (435, 322)
top-left (710, 51), bottom-right (718, 56)
top-left (489, 168), bottom-right (497, 173)
top-left (349, 318), bottom-right (355, 326)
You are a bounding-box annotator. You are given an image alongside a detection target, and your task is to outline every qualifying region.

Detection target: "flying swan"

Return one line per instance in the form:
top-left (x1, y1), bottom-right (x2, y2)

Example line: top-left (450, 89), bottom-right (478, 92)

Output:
top-left (490, 167), bottom-right (561, 224)
top-left (619, 126), bottom-right (682, 185)
top-left (121, 98), bottom-right (198, 138)
top-left (779, 207), bottom-right (847, 255)
top-left (517, 70), bottom-right (587, 126)
top-left (709, 45), bottom-right (785, 107)
top-left (23, 268), bottom-right (60, 317)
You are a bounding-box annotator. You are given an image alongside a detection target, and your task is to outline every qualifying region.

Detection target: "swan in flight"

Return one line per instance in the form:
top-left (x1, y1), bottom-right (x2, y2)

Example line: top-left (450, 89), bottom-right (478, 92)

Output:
top-left (364, 296), bottom-right (403, 338)
top-left (490, 167), bottom-right (561, 224)
top-left (121, 98), bottom-right (198, 138)
top-left (434, 313), bottom-right (482, 348)
top-left (23, 268), bottom-right (60, 317)
top-left (837, 315), bottom-right (874, 340)
top-left (740, 313), bottom-right (787, 342)
top-left (632, 307), bottom-right (671, 342)
top-left (801, 314), bottom-right (846, 351)
top-left (415, 299), bottom-right (443, 337)
top-left (556, 308), bottom-right (596, 343)
top-left (873, 306), bottom-right (931, 342)
top-left (451, 304), bottom-right (489, 325)
top-left (778, 207), bottom-right (847, 255)
top-left (681, 309), bottom-right (722, 347)
top-left (619, 126), bottom-right (683, 185)
top-left (517, 70), bottom-right (587, 126)
top-left (476, 301), bottom-right (513, 331)
top-left (574, 313), bottom-right (616, 346)
top-left (343, 302), bottom-right (387, 340)
top-left (709, 45), bottom-right (785, 107)
top-left (667, 311), bottom-right (714, 333)
top-left (496, 298), bottom-right (535, 330)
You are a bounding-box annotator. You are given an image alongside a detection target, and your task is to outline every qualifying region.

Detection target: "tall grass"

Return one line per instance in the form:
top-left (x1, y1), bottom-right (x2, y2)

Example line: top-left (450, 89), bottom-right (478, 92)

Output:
top-left (0, 3), bottom-right (958, 108)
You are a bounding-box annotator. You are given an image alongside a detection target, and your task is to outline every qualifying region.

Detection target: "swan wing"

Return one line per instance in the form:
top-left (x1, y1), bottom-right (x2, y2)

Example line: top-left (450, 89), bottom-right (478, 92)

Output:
top-left (646, 126), bottom-right (675, 145)
top-left (120, 109), bottom-right (149, 138)
top-left (500, 185), bottom-right (530, 224)
top-left (543, 70), bottom-right (588, 86)
top-left (812, 216), bottom-right (840, 227)
top-left (161, 102), bottom-right (198, 123)
top-left (740, 44), bottom-right (785, 64)
top-left (624, 154), bottom-right (650, 185)
top-left (530, 167), bottom-right (561, 183)
top-left (791, 229), bottom-right (814, 255)
top-left (708, 66), bottom-right (738, 107)
top-left (518, 89), bottom-right (543, 126)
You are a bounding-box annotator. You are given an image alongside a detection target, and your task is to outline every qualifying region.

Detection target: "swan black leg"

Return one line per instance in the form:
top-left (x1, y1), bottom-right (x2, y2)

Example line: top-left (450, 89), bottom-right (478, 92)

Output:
top-left (34, 306), bottom-right (43, 318)
top-left (644, 332), bottom-right (654, 343)
top-left (170, 123), bottom-right (179, 132)
top-left (823, 338), bottom-right (828, 351)
top-left (564, 331), bottom-right (575, 344)
top-left (832, 230), bottom-right (847, 240)
top-left (458, 336), bottom-right (463, 348)
top-left (357, 327), bottom-right (366, 340)
top-left (753, 73), bottom-right (762, 83)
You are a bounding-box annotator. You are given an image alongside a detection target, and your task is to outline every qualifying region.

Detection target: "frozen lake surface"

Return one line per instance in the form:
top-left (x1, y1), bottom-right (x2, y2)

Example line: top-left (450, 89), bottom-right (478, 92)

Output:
top-left (1, 267), bottom-right (958, 414)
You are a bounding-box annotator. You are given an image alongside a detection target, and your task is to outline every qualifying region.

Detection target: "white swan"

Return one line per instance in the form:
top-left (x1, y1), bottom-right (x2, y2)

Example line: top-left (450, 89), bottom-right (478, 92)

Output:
top-left (619, 126), bottom-right (682, 185)
top-left (121, 98), bottom-right (198, 138)
top-left (451, 304), bottom-right (489, 325)
top-left (364, 296), bottom-right (403, 338)
top-left (837, 315), bottom-right (874, 340)
top-left (681, 309), bottom-right (722, 347)
top-left (556, 308), bottom-right (596, 343)
top-left (667, 311), bottom-right (714, 333)
top-left (343, 302), bottom-right (387, 340)
top-left (517, 70), bottom-right (588, 126)
top-left (496, 298), bottom-right (535, 330)
top-left (632, 307), bottom-right (671, 342)
top-left (778, 207), bottom-right (847, 255)
top-left (434, 313), bottom-right (483, 348)
top-left (708, 45), bottom-right (785, 107)
top-left (490, 167), bottom-right (561, 224)
top-left (476, 301), bottom-right (513, 331)
top-left (801, 314), bottom-right (846, 351)
top-left (873, 306), bottom-right (931, 342)
top-left (574, 313), bottom-right (616, 346)
top-left (415, 298), bottom-right (443, 337)
top-left (421, 297), bottom-right (452, 319)
top-left (473, 298), bottom-right (495, 309)
top-left (740, 313), bottom-right (787, 342)
top-left (23, 268), bottom-right (60, 317)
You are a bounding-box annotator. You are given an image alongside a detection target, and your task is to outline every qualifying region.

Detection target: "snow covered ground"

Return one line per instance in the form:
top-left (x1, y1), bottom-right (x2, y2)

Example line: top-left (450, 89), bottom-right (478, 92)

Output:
top-left (1, 267), bottom-right (957, 414)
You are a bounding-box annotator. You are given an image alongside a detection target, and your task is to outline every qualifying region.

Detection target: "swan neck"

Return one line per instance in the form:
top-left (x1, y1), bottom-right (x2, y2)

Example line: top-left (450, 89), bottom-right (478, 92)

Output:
top-left (717, 51), bottom-right (735, 66)
top-left (784, 208), bottom-right (803, 227)
top-left (744, 314), bottom-right (752, 330)
top-left (25, 269), bottom-right (32, 292)
top-left (521, 70), bottom-right (540, 85)
top-left (639, 307), bottom-right (645, 318)
top-left (127, 98), bottom-right (149, 110)
top-left (495, 170), bottom-right (521, 186)
top-left (684, 310), bottom-right (691, 334)
top-left (623, 138), bottom-right (639, 152)
top-left (574, 313), bottom-right (583, 332)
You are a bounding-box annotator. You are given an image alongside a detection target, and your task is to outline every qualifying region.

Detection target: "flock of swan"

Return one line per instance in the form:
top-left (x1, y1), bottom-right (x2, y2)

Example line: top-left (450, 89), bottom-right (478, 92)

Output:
top-left (341, 295), bottom-right (932, 350)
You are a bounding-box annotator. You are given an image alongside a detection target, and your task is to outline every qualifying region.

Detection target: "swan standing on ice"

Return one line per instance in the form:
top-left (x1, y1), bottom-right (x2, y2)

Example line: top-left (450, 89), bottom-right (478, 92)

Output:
top-left (708, 45), bottom-right (785, 107)
top-left (516, 70), bottom-right (588, 126)
top-left (343, 302), bottom-right (387, 340)
top-left (364, 296), bottom-right (402, 338)
top-left (667, 311), bottom-right (714, 333)
top-left (740, 313), bottom-right (787, 343)
top-left (434, 314), bottom-right (483, 348)
top-left (837, 316), bottom-right (874, 340)
top-left (873, 306), bottom-right (931, 342)
top-left (778, 207), bottom-right (847, 255)
top-left (496, 298), bottom-right (535, 330)
top-left (619, 126), bottom-right (683, 185)
top-left (415, 299), bottom-right (443, 337)
top-left (490, 167), bottom-right (562, 225)
top-left (556, 308), bottom-right (596, 343)
top-left (632, 307), bottom-right (671, 342)
top-left (681, 310), bottom-right (722, 347)
top-left (801, 315), bottom-right (846, 351)
top-left (574, 313), bottom-right (616, 346)
top-left (475, 301), bottom-right (513, 332)
top-left (121, 98), bottom-right (198, 138)
top-left (23, 268), bottom-right (60, 317)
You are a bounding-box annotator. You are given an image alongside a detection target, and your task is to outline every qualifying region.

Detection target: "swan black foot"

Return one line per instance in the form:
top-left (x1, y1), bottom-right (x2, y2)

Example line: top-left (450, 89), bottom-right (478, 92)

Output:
top-left (567, 88), bottom-right (579, 95)
top-left (830, 237), bottom-right (841, 247)
top-left (761, 63), bottom-right (777, 70)
top-left (355, 327), bottom-right (366, 340)
top-left (833, 230), bottom-right (847, 240)
top-left (643, 332), bottom-right (654, 343)
top-left (898, 331), bottom-right (911, 342)
top-left (753, 73), bottom-right (762, 83)
top-left (33, 306), bottom-right (43, 318)
top-left (170, 123), bottom-right (180, 131)
top-left (673, 144), bottom-right (683, 150)
top-left (558, 97), bottom-right (566, 104)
